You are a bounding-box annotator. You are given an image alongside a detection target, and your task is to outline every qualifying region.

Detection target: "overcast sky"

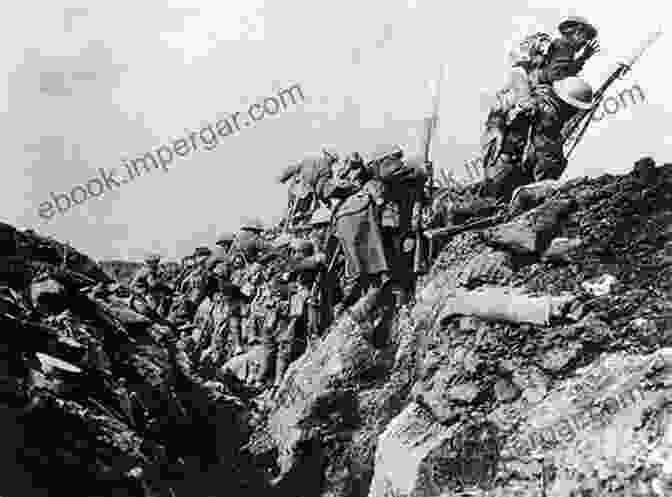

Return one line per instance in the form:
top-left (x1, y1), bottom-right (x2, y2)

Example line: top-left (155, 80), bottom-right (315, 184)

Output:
top-left (2, 0), bottom-right (669, 262)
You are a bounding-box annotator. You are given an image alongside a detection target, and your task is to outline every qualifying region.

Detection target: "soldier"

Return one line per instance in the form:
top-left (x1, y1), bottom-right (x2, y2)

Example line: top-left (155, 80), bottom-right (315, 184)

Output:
top-left (206, 233), bottom-right (235, 272)
top-left (318, 149), bottom-right (391, 317)
top-left (232, 220), bottom-right (269, 264)
top-left (170, 247), bottom-right (212, 324)
top-left (482, 76), bottom-right (594, 202)
top-left (482, 17), bottom-right (598, 173)
top-left (130, 254), bottom-right (170, 317)
top-left (185, 274), bottom-right (218, 365)
top-left (199, 277), bottom-right (246, 378)
top-left (276, 149), bottom-right (339, 228)
top-left (239, 276), bottom-right (289, 388)
top-left (367, 146), bottom-right (428, 305)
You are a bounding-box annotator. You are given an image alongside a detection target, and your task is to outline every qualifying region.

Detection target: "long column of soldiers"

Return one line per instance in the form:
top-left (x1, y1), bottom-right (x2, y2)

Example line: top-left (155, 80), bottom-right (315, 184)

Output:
top-left (121, 15), bottom-right (605, 394)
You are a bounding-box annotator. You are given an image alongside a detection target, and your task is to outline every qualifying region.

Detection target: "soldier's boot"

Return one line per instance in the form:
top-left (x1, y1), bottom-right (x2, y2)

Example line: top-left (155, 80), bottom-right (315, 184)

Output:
top-left (349, 272), bottom-right (391, 326)
top-left (336, 275), bottom-right (362, 317)
top-left (307, 305), bottom-right (320, 343)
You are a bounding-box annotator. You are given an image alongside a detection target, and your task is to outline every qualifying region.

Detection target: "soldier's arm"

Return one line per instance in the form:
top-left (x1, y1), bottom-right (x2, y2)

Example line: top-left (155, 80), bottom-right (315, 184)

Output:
top-left (130, 268), bottom-right (148, 294)
top-left (538, 40), bottom-right (584, 84)
top-left (276, 162), bottom-right (302, 184)
top-left (320, 177), bottom-right (360, 199)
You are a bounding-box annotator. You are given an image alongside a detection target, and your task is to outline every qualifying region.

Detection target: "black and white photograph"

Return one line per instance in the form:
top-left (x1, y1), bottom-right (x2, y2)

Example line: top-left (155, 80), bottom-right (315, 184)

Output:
top-left (0, 1), bottom-right (670, 496)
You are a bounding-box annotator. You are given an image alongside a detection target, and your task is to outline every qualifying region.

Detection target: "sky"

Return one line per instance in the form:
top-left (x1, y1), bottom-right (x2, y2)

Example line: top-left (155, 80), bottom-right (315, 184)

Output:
top-left (1, 0), bottom-right (669, 262)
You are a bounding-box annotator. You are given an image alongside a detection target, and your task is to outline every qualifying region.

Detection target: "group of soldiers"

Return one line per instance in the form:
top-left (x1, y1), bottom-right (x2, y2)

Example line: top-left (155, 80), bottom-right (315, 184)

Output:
top-left (122, 15), bottom-right (603, 392)
top-left (125, 142), bottom-right (432, 392)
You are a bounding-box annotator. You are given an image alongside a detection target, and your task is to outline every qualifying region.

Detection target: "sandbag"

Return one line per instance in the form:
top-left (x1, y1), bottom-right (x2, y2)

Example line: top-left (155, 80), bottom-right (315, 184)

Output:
top-left (484, 199), bottom-right (573, 254)
top-left (456, 250), bottom-right (514, 287)
top-left (509, 179), bottom-right (563, 213)
top-left (439, 286), bottom-right (575, 325)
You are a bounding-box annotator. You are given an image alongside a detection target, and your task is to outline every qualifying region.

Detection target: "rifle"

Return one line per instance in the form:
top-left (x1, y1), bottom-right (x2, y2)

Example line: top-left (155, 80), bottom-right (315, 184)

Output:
top-left (563, 30), bottom-right (663, 158)
top-left (415, 63), bottom-right (444, 274)
top-left (424, 211), bottom-right (509, 257)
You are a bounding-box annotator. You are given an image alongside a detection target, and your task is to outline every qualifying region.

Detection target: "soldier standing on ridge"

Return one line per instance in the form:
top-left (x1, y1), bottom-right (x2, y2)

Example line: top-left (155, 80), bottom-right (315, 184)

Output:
top-left (317, 149), bottom-right (391, 318)
top-left (482, 76), bottom-right (595, 203)
top-left (481, 17), bottom-right (599, 174)
top-left (368, 146), bottom-right (427, 306)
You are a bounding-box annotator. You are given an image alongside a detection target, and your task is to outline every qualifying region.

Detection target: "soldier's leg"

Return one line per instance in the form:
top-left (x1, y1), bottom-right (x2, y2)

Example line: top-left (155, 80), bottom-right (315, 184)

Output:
top-left (253, 336), bottom-right (276, 387)
top-left (530, 149), bottom-right (567, 182)
top-left (336, 273), bottom-right (363, 315)
top-left (480, 154), bottom-right (528, 203)
top-left (273, 318), bottom-right (295, 386)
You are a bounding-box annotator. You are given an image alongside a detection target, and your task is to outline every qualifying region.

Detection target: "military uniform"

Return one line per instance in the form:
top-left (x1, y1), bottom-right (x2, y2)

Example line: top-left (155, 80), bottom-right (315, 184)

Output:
top-left (483, 77), bottom-right (593, 202)
top-left (317, 158), bottom-right (390, 311)
top-left (130, 254), bottom-right (171, 317)
top-left (277, 152), bottom-right (337, 226)
top-left (537, 17), bottom-right (598, 86)
top-left (239, 279), bottom-right (290, 387)
top-left (482, 18), bottom-right (598, 172)
top-left (175, 247), bottom-right (212, 320)
top-left (369, 147), bottom-right (427, 302)
top-left (198, 284), bottom-right (245, 377)
top-left (290, 240), bottom-right (326, 341)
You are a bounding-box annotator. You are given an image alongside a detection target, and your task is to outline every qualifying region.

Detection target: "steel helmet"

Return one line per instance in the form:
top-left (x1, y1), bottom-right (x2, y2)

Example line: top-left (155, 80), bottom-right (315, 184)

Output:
top-left (144, 253), bottom-right (160, 264)
top-left (322, 147), bottom-right (339, 163)
top-left (193, 246), bottom-right (212, 257)
top-left (552, 77), bottom-right (594, 110)
top-left (240, 219), bottom-right (265, 232)
top-left (216, 232), bottom-right (235, 246)
top-left (558, 16), bottom-right (597, 39)
top-left (366, 144), bottom-right (403, 165)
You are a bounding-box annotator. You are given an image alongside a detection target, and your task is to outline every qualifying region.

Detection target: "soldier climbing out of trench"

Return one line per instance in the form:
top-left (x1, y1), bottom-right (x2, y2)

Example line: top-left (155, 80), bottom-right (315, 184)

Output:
top-left (481, 16), bottom-right (599, 186)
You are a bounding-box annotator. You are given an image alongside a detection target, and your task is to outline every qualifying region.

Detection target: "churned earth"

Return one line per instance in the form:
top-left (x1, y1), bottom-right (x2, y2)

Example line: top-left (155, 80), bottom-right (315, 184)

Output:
top-left (1, 160), bottom-right (671, 497)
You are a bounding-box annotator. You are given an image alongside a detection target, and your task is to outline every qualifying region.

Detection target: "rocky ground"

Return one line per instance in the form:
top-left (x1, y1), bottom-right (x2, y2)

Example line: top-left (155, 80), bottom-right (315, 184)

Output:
top-left (1, 160), bottom-right (671, 497)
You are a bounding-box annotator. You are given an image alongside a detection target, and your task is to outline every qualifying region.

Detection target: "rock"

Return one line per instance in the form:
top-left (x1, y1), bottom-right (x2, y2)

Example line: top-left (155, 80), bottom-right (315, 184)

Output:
top-left (447, 382), bottom-right (481, 403)
top-left (541, 236), bottom-right (583, 262)
top-left (512, 366), bottom-right (549, 405)
top-left (499, 357), bottom-right (524, 374)
top-left (539, 342), bottom-right (582, 372)
top-left (267, 311), bottom-right (379, 489)
top-left (366, 402), bottom-right (461, 497)
top-left (498, 349), bottom-right (672, 497)
top-left (456, 250), bottom-right (514, 288)
top-left (581, 274), bottom-right (620, 296)
top-left (494, 378), bottom-right (520, 403)
top-left (415, 367), bottom-right (463, 423)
